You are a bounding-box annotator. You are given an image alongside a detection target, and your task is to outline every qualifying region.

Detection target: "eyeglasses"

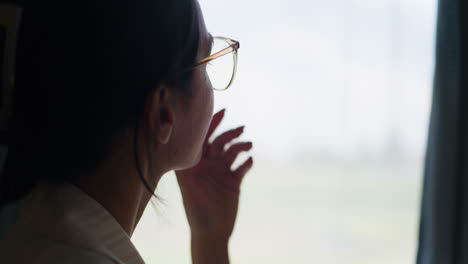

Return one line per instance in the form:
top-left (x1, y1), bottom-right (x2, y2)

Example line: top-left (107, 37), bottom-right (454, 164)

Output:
top-left (187, 36), bottom-right (240, 91)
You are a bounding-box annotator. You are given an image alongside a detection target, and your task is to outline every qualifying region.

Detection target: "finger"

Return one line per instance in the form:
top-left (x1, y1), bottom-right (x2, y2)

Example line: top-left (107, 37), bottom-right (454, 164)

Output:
top-left (205, 109), bottom-right (225, 145)
top-left (224, 142), bottom-right (253, 165)
top-left (210, 126), bottom-right (244, 155)
top-left (233, 157), bottom-right (253, 181)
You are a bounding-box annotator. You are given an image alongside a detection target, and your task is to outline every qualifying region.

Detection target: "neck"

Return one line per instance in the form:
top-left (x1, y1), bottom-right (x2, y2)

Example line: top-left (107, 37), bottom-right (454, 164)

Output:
top-left (73, 177), bottom-right (148, 236)
top-left (72, 140), bottom-right (166, 236)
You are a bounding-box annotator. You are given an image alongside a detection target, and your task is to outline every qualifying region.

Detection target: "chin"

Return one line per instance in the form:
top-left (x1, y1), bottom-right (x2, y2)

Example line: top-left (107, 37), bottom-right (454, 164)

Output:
top-left (189, 148), bottom-right (203, 167)
top-left (176, 147), bottom-right (203, 171)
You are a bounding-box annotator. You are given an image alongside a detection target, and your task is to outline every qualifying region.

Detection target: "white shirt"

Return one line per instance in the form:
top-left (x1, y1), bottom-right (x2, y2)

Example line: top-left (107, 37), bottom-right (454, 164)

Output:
top-left (0, 181), bottom-right (146, 264)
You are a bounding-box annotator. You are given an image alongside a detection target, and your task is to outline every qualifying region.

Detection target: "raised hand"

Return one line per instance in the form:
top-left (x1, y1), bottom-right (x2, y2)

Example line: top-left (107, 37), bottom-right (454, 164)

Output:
top-left (175, 109), bottom-right (253, 242)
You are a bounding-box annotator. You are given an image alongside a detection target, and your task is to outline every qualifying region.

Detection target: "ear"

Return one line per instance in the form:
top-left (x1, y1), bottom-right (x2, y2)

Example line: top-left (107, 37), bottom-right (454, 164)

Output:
top-left (146, 85), bottom-right (175, 145)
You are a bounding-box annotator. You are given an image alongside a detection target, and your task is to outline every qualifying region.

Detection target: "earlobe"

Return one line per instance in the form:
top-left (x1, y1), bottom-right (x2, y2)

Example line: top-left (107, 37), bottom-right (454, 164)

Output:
top-left (159, 123), bottom-right (173, 144)
top-left (147, 85), bottom-right (175, 145)
top-left (156, 87), bottom-right (175, 145)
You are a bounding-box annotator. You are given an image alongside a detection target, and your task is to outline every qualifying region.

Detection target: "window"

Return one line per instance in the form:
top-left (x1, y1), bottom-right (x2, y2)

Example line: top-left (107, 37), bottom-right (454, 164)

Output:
top-left (132, 0), bottom-right (438, 263)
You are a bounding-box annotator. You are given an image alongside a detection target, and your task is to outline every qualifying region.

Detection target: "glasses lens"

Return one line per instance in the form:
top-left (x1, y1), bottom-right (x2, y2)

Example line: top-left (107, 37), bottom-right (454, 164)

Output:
top-left (206, 38), bottom-right (235, 90)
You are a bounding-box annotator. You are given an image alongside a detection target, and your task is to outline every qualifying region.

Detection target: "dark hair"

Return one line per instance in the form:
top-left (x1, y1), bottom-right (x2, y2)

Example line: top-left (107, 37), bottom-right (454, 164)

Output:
top-left (0, 0), bottom-right (201, 206)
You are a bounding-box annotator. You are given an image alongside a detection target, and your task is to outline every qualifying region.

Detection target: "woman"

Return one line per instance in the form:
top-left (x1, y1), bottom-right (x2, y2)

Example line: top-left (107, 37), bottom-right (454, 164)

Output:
top-left (0, 0), bottom-right (253, 263)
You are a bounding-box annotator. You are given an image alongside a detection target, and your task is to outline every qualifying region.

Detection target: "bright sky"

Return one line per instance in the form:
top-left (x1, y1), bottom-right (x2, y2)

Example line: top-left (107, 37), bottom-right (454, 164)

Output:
top-left (199, 0), bottom-right (438, 161)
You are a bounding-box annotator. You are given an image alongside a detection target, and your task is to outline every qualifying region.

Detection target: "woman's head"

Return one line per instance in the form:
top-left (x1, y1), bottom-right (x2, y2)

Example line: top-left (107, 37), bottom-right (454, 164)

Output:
top-left (0, 0), bottom-right (214, 205)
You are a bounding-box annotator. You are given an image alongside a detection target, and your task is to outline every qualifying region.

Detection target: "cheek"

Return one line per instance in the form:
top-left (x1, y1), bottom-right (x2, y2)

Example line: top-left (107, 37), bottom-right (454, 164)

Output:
top-left (184, 71), bottom-right (214, 164)
top-left (204, 75), bottom-right (214, 134)
top-left (205, 87), bottom-right (214, 130)
top-left (192, 87), bottom-right (213, 163)
top-left (197, 68), bottom-right (214, 135)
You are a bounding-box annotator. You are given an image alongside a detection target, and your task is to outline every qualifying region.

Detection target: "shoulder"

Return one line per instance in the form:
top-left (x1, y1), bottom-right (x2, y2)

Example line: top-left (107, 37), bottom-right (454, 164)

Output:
top-left (0, 182), bottom-right (143, 264)
top-left (0, 235), bottom-right (122, 264)
top-left (35, 242), bottom-right (121, 264)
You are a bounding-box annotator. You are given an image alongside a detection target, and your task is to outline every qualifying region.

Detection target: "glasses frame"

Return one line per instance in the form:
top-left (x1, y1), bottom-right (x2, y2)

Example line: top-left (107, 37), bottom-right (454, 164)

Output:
top-left (186, 36), bottom-right (240, 91)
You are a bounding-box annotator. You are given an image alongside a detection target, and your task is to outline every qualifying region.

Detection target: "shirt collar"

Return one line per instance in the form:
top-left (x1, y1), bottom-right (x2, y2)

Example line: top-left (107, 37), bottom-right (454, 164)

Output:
top-left (21, 181), bottom-right (146, 264)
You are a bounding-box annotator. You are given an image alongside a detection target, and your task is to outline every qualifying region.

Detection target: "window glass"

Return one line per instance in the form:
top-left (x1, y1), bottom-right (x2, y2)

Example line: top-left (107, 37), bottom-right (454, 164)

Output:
top-left (132, 0), bottom-right (438, 263)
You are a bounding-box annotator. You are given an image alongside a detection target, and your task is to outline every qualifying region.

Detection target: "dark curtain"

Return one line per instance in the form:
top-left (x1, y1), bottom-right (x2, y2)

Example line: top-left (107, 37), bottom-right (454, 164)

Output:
top-left (417, 0), bottom-right (468, 263)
